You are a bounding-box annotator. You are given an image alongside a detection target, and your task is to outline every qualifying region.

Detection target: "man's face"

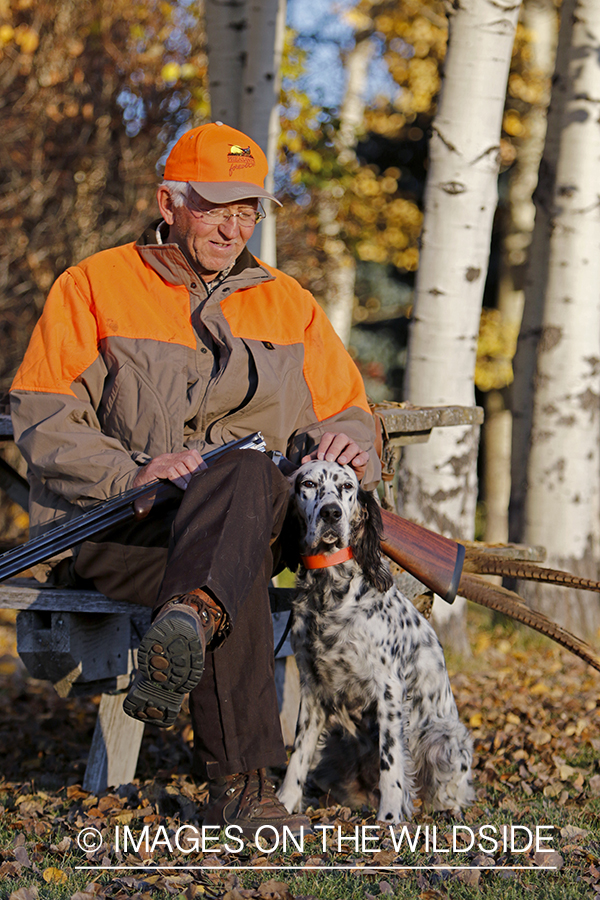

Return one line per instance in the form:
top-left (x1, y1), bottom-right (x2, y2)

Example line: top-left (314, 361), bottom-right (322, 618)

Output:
top-left (157, 187), bottom-right (258, 281)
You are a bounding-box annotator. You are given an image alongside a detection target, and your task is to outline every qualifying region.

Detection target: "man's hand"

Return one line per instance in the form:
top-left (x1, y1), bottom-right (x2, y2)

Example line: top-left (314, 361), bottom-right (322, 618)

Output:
top-left (302, 432), bottom-right (370, 482)
top-left (132, 449), bottom-right (207, 490)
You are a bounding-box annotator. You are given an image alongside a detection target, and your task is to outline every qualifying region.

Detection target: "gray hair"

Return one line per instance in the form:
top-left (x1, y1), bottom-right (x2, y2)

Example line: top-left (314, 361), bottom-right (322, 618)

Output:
top-left (160, 180), bottom-right (194, 208)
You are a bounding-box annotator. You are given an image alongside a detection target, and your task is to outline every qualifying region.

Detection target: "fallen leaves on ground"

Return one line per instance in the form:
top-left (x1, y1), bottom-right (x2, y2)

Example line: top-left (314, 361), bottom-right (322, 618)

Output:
top-left (0, 610), bottom-right (599, 898)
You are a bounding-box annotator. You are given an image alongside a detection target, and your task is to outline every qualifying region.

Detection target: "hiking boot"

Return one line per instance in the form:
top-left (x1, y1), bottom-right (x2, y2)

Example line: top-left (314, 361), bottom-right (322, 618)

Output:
top-left (123, 589), bottom-right (225, 727)
top-left (203, 768), bottom-right (312, 841)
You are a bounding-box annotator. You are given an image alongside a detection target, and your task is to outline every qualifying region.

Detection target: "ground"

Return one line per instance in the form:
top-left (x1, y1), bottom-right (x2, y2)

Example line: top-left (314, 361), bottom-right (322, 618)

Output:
top-left (0, 605), bottom-right (599, 900)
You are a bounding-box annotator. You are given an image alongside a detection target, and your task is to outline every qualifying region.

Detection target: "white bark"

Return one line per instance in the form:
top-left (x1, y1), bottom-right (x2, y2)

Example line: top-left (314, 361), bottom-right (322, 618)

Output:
top-left (399, 0), bottom-right (521, 652)
top-left (508, 0), bottom-right (559, 541)
top-left (484, 0), bottom-right (557, 544)
top-left (204, 0), bottom-right (285, 266)
top-left (506, 0), bottom-right (558, 244)
top-left (241, 0), bottom-right (286, 265)
top-left (337, 35), bottom-right (374, 164)
top-left (483, 390), bottom-right (512, 543)
top-left (204, 0), bottom-right (248, 126)
top-left (320, 33), bottom-right (374, 346)
top-left (521, 0), bottom-right (600, 636)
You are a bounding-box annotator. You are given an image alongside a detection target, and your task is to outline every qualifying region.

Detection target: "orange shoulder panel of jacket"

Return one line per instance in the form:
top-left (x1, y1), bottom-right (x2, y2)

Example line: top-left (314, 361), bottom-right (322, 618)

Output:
top-left (11, 243), bottom-right (195, 396)
top-left (220, 265), bottom-right (371, 422)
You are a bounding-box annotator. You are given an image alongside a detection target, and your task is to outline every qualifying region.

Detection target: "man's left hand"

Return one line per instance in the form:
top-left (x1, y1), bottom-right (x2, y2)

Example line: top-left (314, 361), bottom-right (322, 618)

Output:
top-left (302, 432), bottom-right (369, 482)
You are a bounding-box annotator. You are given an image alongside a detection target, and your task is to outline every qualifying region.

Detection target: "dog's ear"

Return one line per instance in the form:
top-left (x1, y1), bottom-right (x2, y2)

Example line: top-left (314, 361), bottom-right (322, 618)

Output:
top-left (279, 493), bottom-right (303, 573)
top-left (351, 489), bottom-right (393, 593)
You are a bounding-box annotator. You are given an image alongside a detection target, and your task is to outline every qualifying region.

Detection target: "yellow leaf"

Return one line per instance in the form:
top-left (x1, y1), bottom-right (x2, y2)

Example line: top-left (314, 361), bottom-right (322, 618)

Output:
top-left (114, 810), bottom-right (134, 824)
top-left (503, 110), bottom-right (524, 137)
top-left (43, 867), bottom-right (68, 884)
top-left (469, 713), bottom-right (483, 727)
top-left (0, 24), bottom-right (14, 44)
top-left (342, 8), bottom-right (372, 30)
top-left (15, 27), bottom-right (39, 54)
top-left (179, 63), bottom-right (197, 80)
top-left (161, 62), bottom-right (180, 83)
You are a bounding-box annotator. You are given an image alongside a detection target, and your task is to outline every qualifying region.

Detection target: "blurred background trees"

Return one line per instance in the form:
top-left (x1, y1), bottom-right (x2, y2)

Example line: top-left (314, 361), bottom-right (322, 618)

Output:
top-left (0, 0), bottom-right (208, 392)
top-left (2, 0), bottom-right (599, 650)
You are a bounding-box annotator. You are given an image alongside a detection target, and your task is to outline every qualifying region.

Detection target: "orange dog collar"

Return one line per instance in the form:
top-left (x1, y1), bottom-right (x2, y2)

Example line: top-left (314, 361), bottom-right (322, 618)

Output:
top-left (300, 547), bottom-right (354, 569)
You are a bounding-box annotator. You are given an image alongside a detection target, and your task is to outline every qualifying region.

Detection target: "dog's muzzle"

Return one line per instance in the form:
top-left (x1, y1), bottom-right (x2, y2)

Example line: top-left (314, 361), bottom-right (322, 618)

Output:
top-left (316, 502), bottom-right (344, 545)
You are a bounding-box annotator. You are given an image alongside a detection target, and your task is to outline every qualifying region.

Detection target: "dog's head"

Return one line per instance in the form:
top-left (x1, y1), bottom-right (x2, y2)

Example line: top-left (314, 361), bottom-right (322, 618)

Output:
top-left (290, 460), bottom-right (360, 552)
top-left (288, 460), bottom-right (392, 592)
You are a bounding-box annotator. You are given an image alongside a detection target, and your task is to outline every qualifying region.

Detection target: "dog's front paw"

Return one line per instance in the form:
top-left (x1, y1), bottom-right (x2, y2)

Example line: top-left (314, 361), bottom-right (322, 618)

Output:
top-left (376, 793), bottom-right (413, 824)
top-left (277, 780), bottom-right (304, 813)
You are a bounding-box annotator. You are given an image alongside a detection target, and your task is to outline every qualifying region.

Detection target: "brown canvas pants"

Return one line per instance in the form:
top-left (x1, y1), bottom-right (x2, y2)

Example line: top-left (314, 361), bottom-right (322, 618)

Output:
top-left (73, 450), bottom-right (291, 779)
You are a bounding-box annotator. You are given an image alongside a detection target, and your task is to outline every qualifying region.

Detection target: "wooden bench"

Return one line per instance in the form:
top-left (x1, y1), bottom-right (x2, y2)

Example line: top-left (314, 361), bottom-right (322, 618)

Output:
top-left (0, 405), bottom-right (484, 792)
top-left (0, 577), bottom-right (297, 792)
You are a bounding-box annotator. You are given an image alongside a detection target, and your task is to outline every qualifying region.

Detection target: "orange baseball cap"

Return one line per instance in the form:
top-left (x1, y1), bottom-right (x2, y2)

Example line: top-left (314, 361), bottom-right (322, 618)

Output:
top-left (163, 122), bottom-right (281, 205)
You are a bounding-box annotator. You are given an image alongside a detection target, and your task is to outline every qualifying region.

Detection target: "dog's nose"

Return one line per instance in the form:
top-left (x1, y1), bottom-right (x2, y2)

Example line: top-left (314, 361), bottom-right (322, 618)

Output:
top-left (319, 503), bottom-right (342, 524)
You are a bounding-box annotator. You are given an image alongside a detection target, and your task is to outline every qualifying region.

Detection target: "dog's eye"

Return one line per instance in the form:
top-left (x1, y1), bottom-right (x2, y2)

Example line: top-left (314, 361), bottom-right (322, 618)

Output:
top-left (301, 480), bottom-right (316, 490)
top-left (342, 482), bottom-right (355, 491)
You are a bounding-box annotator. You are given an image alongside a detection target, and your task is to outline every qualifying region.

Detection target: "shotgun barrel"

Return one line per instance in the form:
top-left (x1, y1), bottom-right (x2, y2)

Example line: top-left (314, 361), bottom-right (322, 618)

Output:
top-left (0, 432), bottom-right (267, 583)
top-left (1, 432), bottom-right (466, 606)
top-left (379, 507), bottom-right (465, 604)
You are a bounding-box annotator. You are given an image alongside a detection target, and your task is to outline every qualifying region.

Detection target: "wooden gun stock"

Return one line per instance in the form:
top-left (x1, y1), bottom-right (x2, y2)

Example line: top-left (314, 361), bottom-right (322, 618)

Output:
top-left (379, 507), bottom-right (465, 604)
top-left (133, 481), bottom-right (181, 519)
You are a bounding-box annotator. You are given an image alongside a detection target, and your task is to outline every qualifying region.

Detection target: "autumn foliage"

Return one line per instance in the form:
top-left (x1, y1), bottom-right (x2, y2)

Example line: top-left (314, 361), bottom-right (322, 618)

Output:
top-left (0, 0), bottom-right (208, 395)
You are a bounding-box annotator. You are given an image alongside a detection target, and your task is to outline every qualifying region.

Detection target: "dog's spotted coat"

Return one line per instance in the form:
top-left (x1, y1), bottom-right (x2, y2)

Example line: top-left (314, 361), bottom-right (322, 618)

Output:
top-left (278, 460), bottom-right (473, 823)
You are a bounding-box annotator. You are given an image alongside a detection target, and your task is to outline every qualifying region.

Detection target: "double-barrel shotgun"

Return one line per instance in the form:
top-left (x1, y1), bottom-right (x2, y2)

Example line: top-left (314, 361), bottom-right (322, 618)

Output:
top-left (0, 433), bottom-right (464, 604)
top-left (0, 432), bottom-right (267, 583)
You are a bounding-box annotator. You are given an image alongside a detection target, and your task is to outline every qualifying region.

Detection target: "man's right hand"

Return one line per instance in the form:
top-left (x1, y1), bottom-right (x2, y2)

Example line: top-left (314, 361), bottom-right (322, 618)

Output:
top-left (132, 449), bottom-right (207, 490)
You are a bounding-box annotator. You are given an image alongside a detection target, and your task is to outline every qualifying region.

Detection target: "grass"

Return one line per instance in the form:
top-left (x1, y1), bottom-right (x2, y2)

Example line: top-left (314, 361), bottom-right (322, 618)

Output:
top-left (1, 768), bottom-right (597, 899)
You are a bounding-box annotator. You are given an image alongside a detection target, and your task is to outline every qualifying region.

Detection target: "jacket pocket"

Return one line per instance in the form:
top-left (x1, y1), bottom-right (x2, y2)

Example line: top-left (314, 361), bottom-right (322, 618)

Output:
top-left (100, 362), bottom-right (173, 457)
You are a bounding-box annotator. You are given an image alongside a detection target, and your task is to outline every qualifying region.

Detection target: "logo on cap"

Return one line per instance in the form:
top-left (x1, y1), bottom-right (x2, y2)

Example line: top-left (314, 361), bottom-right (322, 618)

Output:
top-left (228, 144), bottom-right (255, 176)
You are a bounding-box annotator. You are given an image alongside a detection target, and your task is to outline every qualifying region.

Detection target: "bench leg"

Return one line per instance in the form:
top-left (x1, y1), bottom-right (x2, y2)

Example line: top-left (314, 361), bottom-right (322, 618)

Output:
top-left (275, 655), bottom-right (300, 748)
top-left (83, 693), bottom-right (145, 793)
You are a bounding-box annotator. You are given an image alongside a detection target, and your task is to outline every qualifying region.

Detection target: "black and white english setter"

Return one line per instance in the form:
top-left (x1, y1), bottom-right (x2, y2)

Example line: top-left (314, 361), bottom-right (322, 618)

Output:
top-left (278, 460), bottom-right (473, 823)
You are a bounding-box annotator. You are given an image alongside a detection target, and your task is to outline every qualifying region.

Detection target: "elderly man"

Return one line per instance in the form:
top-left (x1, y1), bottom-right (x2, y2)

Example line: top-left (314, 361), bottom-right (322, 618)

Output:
top-left (10, 122), bottom-right (380, 837)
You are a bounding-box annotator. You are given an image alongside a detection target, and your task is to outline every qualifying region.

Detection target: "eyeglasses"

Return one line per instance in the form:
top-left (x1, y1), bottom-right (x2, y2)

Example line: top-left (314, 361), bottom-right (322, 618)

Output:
top-left (185, 198), bottom-right (266, 226)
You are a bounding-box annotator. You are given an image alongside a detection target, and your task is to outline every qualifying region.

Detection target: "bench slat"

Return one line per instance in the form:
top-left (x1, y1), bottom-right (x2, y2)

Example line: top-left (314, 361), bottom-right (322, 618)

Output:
top-left (0, 580), bottom-right (149, 613)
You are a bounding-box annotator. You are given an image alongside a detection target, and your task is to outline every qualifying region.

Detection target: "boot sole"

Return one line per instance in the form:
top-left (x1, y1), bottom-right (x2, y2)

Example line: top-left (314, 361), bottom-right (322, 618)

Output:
top-left (123, 610), bottom-right (205, 727)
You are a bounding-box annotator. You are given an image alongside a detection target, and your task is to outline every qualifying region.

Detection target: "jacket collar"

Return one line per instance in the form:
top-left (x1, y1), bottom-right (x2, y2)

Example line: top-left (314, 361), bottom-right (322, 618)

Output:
top-left (135, 219), bottom-right (275, 292)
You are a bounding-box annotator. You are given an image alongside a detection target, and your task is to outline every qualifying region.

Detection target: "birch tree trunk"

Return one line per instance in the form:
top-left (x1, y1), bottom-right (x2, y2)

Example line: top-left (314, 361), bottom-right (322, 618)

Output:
top-left (484, 0), bottom-right (557, 544)
top-left (240, 0), bottom-right (286, 265)
top-left (204, 0), bottom-right (285, 265)
top-left (204, 0), bottom-right (248, 127)
top-left (519, 0), bottom-right (600, 637)
top-left (319, 33), bottom-right (374, 346)
top-left (399, 0), bottom-right (521, 653)
top-left (509, 0), bottom-right (562, 543)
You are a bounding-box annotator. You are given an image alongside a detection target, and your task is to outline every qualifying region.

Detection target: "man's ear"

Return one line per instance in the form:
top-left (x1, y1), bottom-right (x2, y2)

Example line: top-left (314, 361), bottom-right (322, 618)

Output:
top-left (157, 186), bottom-right (176, 225)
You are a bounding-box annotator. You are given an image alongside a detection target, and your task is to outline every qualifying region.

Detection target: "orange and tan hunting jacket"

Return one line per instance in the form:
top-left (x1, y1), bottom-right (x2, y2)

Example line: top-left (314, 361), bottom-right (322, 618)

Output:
top-left (10, 225), bottom-right (379, 535)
